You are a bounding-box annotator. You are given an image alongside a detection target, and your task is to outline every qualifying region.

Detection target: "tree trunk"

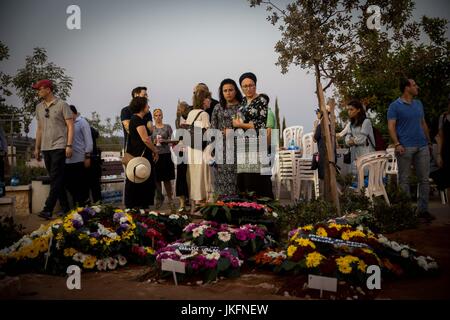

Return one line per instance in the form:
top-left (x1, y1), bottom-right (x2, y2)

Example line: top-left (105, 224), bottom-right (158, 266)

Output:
top-left (314, 63), bottom-right (340, 215)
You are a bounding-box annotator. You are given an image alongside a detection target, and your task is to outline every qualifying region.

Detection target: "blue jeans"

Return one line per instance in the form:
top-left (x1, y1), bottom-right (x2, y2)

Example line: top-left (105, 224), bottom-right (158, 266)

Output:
top-left (397, 146), bottom-right (430, 213)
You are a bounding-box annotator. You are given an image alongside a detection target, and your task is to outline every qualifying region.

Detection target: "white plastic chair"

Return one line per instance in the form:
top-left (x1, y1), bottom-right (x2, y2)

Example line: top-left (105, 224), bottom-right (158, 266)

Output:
top-left (295, 158), bottom-right (320, 200)
top-left (275, 150), bottom-right (299, 201)
top-left (283, 126), bottom-right (303, 149)
top-left (385, 148), bottom-right (398, 175)
top-left (301, 132), bottom-right (316, 159)
top-left (356, 152), bottom-right (390, 205)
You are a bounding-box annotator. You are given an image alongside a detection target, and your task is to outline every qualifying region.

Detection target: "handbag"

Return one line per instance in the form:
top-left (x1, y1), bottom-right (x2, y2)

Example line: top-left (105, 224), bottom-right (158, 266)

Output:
top-left (122, 148), bottom-right (146, 166)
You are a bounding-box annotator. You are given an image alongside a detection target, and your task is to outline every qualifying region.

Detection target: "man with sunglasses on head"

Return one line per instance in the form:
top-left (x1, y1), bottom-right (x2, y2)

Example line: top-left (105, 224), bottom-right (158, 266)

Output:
top-left (33, 79), bottom-right (74, 219)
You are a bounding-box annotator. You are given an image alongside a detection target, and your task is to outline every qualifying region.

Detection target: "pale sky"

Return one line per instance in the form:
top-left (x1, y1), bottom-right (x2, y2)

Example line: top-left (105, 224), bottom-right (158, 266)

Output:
top-left (1, 0), bottom-right (449, 137)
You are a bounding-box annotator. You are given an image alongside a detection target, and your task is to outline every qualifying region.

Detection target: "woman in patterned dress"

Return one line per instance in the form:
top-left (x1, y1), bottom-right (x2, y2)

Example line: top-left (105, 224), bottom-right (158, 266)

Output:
top-left (233, 72), bottom-right (274, 198)
top-left (210, 79), bottom-right (243, 196)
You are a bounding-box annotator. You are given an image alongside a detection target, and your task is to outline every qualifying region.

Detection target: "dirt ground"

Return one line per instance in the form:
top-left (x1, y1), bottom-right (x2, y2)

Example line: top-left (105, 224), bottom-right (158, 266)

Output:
top-left (2, 198), bottom-right (449, 300)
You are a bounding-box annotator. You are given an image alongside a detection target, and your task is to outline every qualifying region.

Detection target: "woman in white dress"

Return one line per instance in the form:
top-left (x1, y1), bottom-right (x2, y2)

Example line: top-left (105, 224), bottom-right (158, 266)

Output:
top-left (185, 88), bottom-right (212, 214)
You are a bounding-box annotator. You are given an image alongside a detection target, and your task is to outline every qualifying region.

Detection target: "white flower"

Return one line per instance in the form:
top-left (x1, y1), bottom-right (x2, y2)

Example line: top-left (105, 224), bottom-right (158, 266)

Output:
top-left (206, 252), bottom-right (221, 260)
top-left (117, 255), bottom-right (127, 266)
top-left (238, 259), bottom-right (244, 267)
top-left (272, 212), bottom-right (278, 218)
top-left (356, 225), bottom-right (364, 231)
top-left (96, 259), bottom-right (107, 271)
top-left (400, 249), bottom-right (409, 258)
top-left (169, 214), bottom-right (179, 220)
top-left (377, 236), bottom-right (388, 244)
top-left (140, 209), bottom-right (145, 215)
top-left (390, 241), bottom-right (402, 252)
top-left (428, 261), bottom-right (438, 269)
top-left (417, 258), bottom-right (428, 270)
top-left (108, 232), bottom-right (118, 240)
top-left (119, 217), bottom-right (129, 224)
top-left (107, 257), bottom-right (118, 270)
top-left (182, 215), bottom-right (188, 220)
top-left (149, 211), bottom-right (158, 216)
top-left (218, 232), bottom-right (231, 242)
top-left (92, 206), bottom-right (101, 213)
top-left (192, 227), bottom-right (204, 238)
top-left (73, 252), bottom-right (86, 263)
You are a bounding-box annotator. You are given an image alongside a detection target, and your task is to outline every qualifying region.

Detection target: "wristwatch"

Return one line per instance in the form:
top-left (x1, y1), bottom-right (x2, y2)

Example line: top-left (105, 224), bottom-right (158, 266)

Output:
top-left (66, 144), bottom-right (72, 148)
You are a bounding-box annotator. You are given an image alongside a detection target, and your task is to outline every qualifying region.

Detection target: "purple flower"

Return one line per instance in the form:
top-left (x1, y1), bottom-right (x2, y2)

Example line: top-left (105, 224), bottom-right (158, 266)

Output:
top-left (204, 259), bottom-right (218, 269)
top-left (113, 212), bottom-right (125, 222)
top-left (190, 261), bottom-right (200, 271)
top-left (230, 257), bottom-right (240, 268)
top-left (72, 219), bottom-right (83, 229)
top-left (235, 230), bottom-right (248, 241)
top-left (248, 232), bottom-right (256, 240)
top-left (90, 232), bottom-right (99, 238)
top-left (204, 228), bottom-right (217, 238)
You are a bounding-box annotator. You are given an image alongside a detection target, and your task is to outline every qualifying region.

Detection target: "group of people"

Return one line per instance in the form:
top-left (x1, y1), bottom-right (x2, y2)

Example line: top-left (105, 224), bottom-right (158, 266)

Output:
top-left (29, 75), bottom-right (449, 220)
top-left (121, 72), bottom-right (275, 214)
top-left (313, 77), bottom-right (450, 222)
top-left (32, 79), bottom-right (102, 219)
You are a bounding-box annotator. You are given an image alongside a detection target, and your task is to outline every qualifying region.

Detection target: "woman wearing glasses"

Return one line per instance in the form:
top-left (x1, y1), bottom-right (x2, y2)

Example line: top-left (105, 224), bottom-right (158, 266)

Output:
top-left (233, 72), bottom-right (273, 198)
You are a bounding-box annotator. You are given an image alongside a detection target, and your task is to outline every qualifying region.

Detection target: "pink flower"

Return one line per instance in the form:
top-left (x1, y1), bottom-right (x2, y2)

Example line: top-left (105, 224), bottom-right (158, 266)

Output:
top-left (235, 230), bottom-right (248, 241)
top-left (204, 228), bottom-right (217, 238)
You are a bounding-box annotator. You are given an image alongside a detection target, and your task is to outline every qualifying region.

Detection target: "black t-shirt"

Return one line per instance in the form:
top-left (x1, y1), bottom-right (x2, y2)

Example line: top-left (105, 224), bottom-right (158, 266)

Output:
top-left (121, 106), bottom-right (153, 146)
top-left (127, 115), bottom-right (153, 160)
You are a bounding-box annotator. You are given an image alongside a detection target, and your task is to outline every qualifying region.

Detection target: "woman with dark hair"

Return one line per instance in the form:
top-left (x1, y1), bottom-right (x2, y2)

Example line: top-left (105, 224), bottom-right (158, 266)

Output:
top-left (344, 99), bottom-right (375, 175)
top-left (125, 96), bottom-right (159, 209)
top-left (233, 72), bottom-right (273, 198)
top-left (186, 88), bottom-right (212, 214)
top-left (210, 78), bottom-right (242, 195)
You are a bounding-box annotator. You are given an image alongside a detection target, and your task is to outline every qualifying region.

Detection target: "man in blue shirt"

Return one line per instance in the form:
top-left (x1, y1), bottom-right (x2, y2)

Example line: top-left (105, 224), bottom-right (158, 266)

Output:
top-left (387, 78), bottom-right (434, 222)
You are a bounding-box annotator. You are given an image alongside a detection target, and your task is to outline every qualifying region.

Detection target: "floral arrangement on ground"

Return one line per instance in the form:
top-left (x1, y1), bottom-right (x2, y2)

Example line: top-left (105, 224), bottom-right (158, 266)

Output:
top-left (182, 221), bottom-right (275, 259)
top-left (251, 221), bottom-right (439, 286)
top-left (0, 206), bottom-right (191, 274)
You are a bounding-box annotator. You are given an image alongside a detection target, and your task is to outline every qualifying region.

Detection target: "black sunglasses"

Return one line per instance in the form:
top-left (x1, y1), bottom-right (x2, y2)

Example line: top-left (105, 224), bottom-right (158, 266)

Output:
top-left (45, 108), bottom-right (50, 118)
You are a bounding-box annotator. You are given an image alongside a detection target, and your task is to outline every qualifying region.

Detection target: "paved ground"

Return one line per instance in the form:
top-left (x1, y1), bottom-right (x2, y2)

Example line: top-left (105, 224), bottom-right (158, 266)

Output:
top-left (3, 194), bottom-right (450, 300)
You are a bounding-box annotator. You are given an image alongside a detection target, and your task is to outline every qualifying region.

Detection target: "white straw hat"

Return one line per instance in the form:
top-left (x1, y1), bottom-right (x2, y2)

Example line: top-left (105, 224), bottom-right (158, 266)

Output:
top-left (126, 157), bottom-right (151, 183)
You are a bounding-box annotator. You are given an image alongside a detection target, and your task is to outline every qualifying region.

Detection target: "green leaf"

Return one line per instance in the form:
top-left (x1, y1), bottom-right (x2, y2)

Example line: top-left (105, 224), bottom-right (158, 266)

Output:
top-left (217, 257), bottom-right (231, 272)
top-left (211, 206), bottom-right (219, 218)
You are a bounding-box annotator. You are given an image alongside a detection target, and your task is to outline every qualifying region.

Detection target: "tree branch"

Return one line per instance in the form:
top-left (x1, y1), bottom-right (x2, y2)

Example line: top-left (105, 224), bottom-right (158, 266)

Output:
top-left (261, 0), bottom-right (287, 18)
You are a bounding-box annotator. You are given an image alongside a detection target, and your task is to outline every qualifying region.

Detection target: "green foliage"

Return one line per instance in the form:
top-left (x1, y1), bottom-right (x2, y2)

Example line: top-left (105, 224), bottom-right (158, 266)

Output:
top-left (0, 217), bottom-right (24, 249)
top-left (277, 199), bottom-right (338, 242)
top-left (12, 47), bottom-right (72, 133)
top-left (337, 178), bottom-right (418, 234)
top-left (8, 162), bottom-right (48, 185)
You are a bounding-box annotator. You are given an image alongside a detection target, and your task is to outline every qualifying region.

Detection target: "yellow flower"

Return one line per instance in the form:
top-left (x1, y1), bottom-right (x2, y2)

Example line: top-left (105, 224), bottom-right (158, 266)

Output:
top-left (34, 238), bottom-right (49, 253)
top-left (64, 223), bottom-right (75, 233)
top-left (295, 238), bottom-right (316, 249)
top-left (306, 252), bottom-right (325, 268)
top-left (289, 231), bottom-right (299, 242)
top-left (64, 248), bottom-right (77, 257)
top-left (77, 207), bottom-right (84, 212)
top-left (114, 209), bottom-right (124, 213)
top-left (316, 227), bottom-right (328, 237)
top-left (287, 245), bottom-right (297, 258)
top-left (362, 248), bottom-right (374, 255)
top-left (302, 225), bottom-right (313, 231)
top-left (103, 238), bottom-right (113, 246)
top-left (89, 238), bottom-right (98, 246)
top-left (78, 233), bottom-right (89, 240)
top-left (56, 233), bottom-right (64, 241)
top-left (26, 246), bottom-right (40, 259)
top-left (83, 255), bottom-right (97, 269)
top-left (145, 247), bottom-right (155, 255)
top-left (336, 255), bottom-right (360, 274)
top-left (358, 260), bottom-right (367, 272)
